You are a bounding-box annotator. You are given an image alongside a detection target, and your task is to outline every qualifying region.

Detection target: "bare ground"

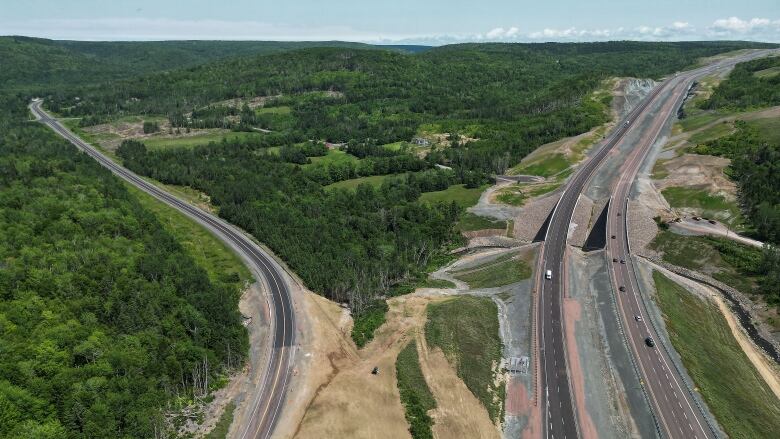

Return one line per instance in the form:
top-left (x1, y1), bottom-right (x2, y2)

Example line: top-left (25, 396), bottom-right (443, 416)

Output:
top-left (84, 119), bottom-right (221, 151)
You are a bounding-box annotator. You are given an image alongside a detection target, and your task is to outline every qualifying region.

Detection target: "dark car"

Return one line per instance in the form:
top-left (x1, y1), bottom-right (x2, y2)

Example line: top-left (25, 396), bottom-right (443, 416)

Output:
top-left (611, 235), bottom-right (616, 239)
top-left (619, 286), bottom-right (626, 292)
top-left (613, 258), bottom-right (618, 262)
top-left (617, 212), bottom-right (621, 217)
top-left (645, 337), bottom-right (655, 347)
top-left (620, 259), bottom-right (626, 264)
top-left (708, 220), bottom-right (717, 225)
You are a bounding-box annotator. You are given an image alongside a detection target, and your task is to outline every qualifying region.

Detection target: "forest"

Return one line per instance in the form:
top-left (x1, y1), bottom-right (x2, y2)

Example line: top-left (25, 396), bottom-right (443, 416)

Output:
top-left (703, 55), bottom-right (780, 109)
top-left (116, 139), bottom-right (461, 313)
top-left (47, 41), bottom-right (774, 179)
top-left (0, 96), bottom-right (247, 438)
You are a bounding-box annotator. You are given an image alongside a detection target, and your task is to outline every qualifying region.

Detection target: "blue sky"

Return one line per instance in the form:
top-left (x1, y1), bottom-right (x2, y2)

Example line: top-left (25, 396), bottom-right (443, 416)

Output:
top-left (1, 0), bottom-right (779, 43)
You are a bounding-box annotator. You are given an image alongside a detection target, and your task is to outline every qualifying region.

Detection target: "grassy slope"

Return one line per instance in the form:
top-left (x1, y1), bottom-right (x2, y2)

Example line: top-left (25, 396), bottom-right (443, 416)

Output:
top-left (325, 174), bottom-right (398, 190)
top-left (127, 184), bottom-right (251, 286)
top-left (396, 340), bottom-right (436, 438)
top-left (661, 186), bottom-right (743, 227)
top-left (204, 402), bottom-right (236, 439)
top-left (425, 296), bottom-right (504, 422)
top-left (452, 254), bottom-right (532, 288)
top-left (419, 184), bottom-right (488, 208)
top-left (654, 272), bottom-right (780, 438)
top-left (457, 212), bottom-right (506, 232)
top-left (143, 131), bottom-right (264, 150)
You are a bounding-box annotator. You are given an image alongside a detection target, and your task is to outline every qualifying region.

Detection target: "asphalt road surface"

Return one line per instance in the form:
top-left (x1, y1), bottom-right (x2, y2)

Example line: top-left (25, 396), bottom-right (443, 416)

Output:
top-left (605, 50), bottom-right (777, 439)
top-left (30, 100), bottom-right (295, 439)
top-left (535, 49), bottom-right (776, 439)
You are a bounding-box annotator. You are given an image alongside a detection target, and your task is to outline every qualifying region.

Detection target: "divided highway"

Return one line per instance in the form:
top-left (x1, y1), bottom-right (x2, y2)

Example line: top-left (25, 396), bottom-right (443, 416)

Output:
top-left (605, 50), bottom-right (776, 439)
top-left (30, 100), bottom-right (295, 439)
top-left (536, 49), bottom-right (775, 439)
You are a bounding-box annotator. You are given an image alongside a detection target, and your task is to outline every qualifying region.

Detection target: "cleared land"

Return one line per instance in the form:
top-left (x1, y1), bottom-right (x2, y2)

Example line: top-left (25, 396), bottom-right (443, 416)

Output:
top-left (654, 272), bottom-right (780, 438)
top-left (142, 131), bottom-right (263, 150)
top-left (457, 212), bottom-right (507, 232)
top-left (325, 174), bottom-right (398, 190)
top-left (304, 148), bottom-right (358, 167)
top-left (661, 186), bottom-right (742, 227)
top-left (425, 296), bottom-right (504, 423)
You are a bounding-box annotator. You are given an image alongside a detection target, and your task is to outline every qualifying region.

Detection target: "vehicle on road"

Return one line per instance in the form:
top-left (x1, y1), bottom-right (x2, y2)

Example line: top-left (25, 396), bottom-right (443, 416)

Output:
top-left (545, 269), bottom-right (552, 280)
top-left (618, 286), bottom-right (626, 292)
top-left (613, 258), bottom-right (618, 262)
top-left (645, 337), bottom-right (655, 347)
top-left (620, 259), bottom-right (626, 264)
top-left (635, 315), bottom-right (642, 322)
top-left (611, 235), bottom-right (616, 239)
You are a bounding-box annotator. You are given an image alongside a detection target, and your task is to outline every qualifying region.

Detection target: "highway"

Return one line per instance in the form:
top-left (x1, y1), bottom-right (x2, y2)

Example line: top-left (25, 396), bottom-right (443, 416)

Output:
top-left (605, 50), bottom-right (777, 439)
top-left (30, 100), bottom-right (295, 439)
top-left (535, 49), bottom-right (775, 439)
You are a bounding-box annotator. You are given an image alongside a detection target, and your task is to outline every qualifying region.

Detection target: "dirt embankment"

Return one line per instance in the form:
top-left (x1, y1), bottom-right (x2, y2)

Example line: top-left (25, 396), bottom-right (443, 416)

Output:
top-left (289, 291), bottom-right (498, 439)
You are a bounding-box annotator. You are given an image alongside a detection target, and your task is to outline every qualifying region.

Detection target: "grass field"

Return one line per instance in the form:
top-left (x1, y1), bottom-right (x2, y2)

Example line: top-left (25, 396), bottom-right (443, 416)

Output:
top-left (143, 131), bottom-right (263, 150)
top-left (748, 117), bottom-right (780, 144)
top-left (677, 112), bottom-right (725, 133)
top-left (425, 296), bottom-right (504, 422)
top-left (419, 184), bottom-right (488, 208)
top-left (649, 230), bottom-right (758, 294)
top-left (653, 272), bottom-right (780, 438)
top-left (396, 340), bottom-right (436, 438)
top-left (351, 300), bottom-right (389, 348)
top-left (753, 66), bottom-right (780, 78)
top-left (687, 121), bottom-right (735, 144)
top-left (509, 153), bottom-right (571, 178)
top-left (127, 184), bottom-right (251, 287)
top-left (254, 105), bottom-right (291, 115)
top-left (304, 148), bottom-right (359, 168)
top-left (495, 186), bottom-right (527, 206)
top-left (325, 174), bottom-right (398, 190)
top-left (452, 253), bottom-right (532, 288)
top-left (661, 186), bottom-right (742, 227)
top-left (457, 212), bottom-right (506, 232)
top-left (205, 402), bottom-right (235, 439)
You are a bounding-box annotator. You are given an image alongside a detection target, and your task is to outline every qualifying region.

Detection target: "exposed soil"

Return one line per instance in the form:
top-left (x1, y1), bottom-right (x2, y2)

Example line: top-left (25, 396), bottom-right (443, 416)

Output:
top-left (84, 119), bottom-right (219, 151)
top-left (654, 154), bottom-right (736, 200)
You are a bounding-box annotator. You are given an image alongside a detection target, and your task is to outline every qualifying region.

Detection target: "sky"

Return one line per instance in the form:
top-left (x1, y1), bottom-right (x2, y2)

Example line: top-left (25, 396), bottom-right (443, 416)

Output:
top-left (1, 0), bottom-right (779, 44)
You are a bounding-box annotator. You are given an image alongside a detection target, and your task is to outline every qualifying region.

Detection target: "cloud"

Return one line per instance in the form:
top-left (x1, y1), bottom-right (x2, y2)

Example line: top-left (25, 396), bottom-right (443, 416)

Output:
top-left (485, 26), bottom-right (520, 40)
top-left (710, 16), bottom-right (778, 33)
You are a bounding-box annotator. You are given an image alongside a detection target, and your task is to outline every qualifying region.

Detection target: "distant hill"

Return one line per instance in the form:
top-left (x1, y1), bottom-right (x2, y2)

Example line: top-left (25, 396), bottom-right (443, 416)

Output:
top-left (0, 36), bottom-right (412, 91)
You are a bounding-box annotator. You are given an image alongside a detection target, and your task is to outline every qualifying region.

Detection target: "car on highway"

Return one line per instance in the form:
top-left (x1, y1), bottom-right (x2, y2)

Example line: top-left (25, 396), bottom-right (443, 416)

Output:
top-left (618, 286), bottom-right (626, 292)
top-left (620, 259), bottom-right (626, 264)
top-left (545, 269), bottom-right (552, 280)
top-left (645, 337), bottom-right (655, 347)
top-left (635, 315), bottom-right (642, 322)
top-left (611, 235), bottom-right (616, 239)
top-left (613, 258), bottom-right (618, 262)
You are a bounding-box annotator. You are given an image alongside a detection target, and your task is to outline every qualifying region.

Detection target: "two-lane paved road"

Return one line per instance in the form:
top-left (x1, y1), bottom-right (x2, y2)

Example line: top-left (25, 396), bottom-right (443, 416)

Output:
top-left (30, 100), bottom-right (295, 439)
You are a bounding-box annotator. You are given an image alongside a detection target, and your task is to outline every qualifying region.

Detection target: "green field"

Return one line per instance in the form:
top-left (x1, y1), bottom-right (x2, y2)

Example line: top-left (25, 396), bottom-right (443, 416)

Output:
top-left (419, 277), bottom-right (457, 289)
top-left (452, 253), bottom-right (532, 288)
top-left (255, 105), bottom-right (291, 115)
top-left (748, 117), bottom-right (780, 144)
top-left (753, 65), bottom-right (780, 78)
top-left (419, 184), bottom-right (487, 208)
top-left (661, 186), bottom-right (742, 227)
top-left (527, 182), bottom-right (563, 197)
top-left (143, 130), bottom-right (263, 150)
top-left (425, 296), bottom-right (504, 422)
top-left (688, 121), bottom-right (735, 144)
top-left (649, 230), bottom-right (759, 294)
top-left (457, 212), bottom-right (506, 232)
top-left (653, 272), bottom-right (780, 438)
top-left (127, 184), bottom-right (251, 286)
top-left (304, 148), bottom-right (359, 167)
top-left (677, 112), bottom-right (726, 133)
top-left (509, 153), bottom-right (571, 178)
top-left (396, 340), bottom-right (436, 439)
top-left (325, 174), bottom-right (398, 190)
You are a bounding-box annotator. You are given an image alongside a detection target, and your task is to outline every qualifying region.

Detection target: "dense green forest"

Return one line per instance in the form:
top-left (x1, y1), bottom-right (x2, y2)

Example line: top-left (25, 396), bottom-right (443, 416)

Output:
top-left (703, 55), bottom-right (780, 109)
top-left (0, 96), bottom-right (247, 437)
top-left (0, 36), bottom-right (415, 91)
top-left (116, 139), bottom-right (461, 313)
top-left (48, 41), bottom-right (773, 179)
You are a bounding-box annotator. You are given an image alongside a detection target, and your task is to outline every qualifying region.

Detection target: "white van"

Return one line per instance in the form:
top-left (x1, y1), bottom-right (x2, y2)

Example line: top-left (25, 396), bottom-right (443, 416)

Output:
top-left (545, 270), bottom-right (552, 280)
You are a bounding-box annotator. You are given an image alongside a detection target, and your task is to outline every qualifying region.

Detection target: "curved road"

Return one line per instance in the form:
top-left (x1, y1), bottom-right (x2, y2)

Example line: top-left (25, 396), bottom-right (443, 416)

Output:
top-left (30, 100), bottom-right (295, 439)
